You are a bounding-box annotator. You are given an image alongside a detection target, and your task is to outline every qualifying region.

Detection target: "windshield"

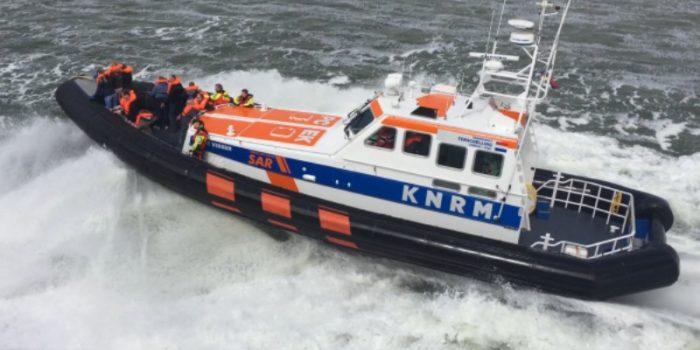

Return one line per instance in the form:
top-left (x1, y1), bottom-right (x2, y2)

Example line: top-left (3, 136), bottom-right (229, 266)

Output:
top-left (346, 107), bottom-right (374, 135)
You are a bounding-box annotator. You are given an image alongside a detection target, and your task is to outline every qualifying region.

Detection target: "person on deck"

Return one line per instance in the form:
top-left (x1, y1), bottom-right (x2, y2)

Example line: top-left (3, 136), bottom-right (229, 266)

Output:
top-left (178, 91), bottom-right (209, 141)
top-left (121, 64), bottom-right (134, 88)
top-left (166, 75), bottom-right (186, 131)
top-left (184, 82), bottom-right (200, 100)
top-left (233, 88), bottom-right (255, 107)
top-left (150, 76), bottom-right (169, 127)
top-left (119, 88), bottom-right (138, 121)
top-left (209, 83), bottom-right (231, 106)
top-left (105, 62), bottom-right (124, 89)
top-left (189, 119), bottom-right (209, 160)
top-left (94, 67), bottom-right (119, 109)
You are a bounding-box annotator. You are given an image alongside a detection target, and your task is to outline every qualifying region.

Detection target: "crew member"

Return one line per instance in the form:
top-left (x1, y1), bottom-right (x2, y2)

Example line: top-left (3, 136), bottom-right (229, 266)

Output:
top-left (178, 92), bottom-right (209, 142)
top-left (106, 62), bottom-right (124, 89)
top-left (233, 88), bottom-right (255, 107)
top-left (184, 81), bottom-right (200, 100)
top-left (121, 64), bottom-right (134, 88)
top-left (150, 76), bottom-right (169, 127)
top-left (180, 92), bottom-right (209, 118)
top-left (209, 83), bottom-right (231, 106)
top-left (94, 67), bottom-right (118, 108)
top-left (189, 119), bottom-right (209, 160)
top-left (167, 75), bottom-right (186, 131)
top-left (119, 88), bottom-right (138, 120)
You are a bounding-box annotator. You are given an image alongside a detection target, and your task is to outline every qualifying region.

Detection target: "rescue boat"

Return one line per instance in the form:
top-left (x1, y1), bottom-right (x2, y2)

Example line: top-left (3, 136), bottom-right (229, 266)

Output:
top-left (56, 0), bottom-right (679, 299)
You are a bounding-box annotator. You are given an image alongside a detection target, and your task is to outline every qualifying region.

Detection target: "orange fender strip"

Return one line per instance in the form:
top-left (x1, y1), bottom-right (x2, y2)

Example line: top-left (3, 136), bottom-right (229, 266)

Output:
top-left (318, 208), bottom-right (351, 236)
top-left (261, 191), bottom-right (292, 218)
top-left (206, 172), bottom-right (235, 201)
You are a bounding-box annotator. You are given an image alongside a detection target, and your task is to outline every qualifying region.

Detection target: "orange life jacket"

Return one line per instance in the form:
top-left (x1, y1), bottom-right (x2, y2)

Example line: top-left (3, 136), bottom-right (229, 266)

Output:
top-left (135, 110), bottom-right (154, 127)
top-left (119, 90), bottom-right (137, 116)
top-left (182, 93), bottom-right (209, 116)
top-left (122, 65), bottom-right (134, 74)
top-left (107, 64), bottom-right (122, 76)
top-left (167, 76), bottom-right (182, 95)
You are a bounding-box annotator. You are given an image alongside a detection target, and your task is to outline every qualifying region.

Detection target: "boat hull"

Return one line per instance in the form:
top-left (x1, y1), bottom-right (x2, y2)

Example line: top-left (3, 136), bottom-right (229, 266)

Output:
top-left (56, 79), bottom-right (679, 300)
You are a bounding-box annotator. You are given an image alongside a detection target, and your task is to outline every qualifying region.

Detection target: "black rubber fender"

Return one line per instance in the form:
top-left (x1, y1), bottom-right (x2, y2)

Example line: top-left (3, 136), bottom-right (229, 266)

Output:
top-left (636, 195), bottom-right (674, 232)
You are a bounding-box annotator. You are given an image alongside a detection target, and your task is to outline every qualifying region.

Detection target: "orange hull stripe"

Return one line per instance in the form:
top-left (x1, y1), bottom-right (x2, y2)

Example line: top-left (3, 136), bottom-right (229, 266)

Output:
top-left (370, 99), bottom-right (383, 117)
top-left (206, 173), bottom-right (235, 201)
top-left (212, 201), bottom-right (241, 213)
top-left (318, 208), bottom-right (351, 235)
top-left (383, 116), bottom-right (518, 149)
top-left (261, 191), bottom-right (292, 218)
top-left (267, 172), bottom-right (299, 192)
top-left (276, 156), bottom-right (290, 174)
top-left (268, 219), bottom-right (298, 231)
top-left (326, 236), bottom-right (358, 249)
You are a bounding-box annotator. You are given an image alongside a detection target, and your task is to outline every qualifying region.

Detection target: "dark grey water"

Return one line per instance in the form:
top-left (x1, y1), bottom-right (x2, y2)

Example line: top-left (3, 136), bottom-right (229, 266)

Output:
top-left (1, 1), bottom-right (699, 349)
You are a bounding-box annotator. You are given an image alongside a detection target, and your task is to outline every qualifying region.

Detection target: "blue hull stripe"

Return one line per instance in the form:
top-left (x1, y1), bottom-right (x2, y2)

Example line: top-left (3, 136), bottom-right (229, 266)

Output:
top-left (207, 141), bottom-right (522, 229)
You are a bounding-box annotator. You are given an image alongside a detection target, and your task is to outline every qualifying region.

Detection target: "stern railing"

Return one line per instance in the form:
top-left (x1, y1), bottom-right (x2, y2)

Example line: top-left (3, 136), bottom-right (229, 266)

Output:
top-left (530, 172), bottom-right (637, 259)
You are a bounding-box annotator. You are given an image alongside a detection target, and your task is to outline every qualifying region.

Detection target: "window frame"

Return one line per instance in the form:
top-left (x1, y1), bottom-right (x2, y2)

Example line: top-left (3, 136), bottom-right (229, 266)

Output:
top-left (364, 126), bottom-right (398, 151)
top-left (402, 130), bottom-right (432, 158)
top-left (471, 150), bottom-right (505, 178)
top-left (435, 142), bottom-right (467, 171)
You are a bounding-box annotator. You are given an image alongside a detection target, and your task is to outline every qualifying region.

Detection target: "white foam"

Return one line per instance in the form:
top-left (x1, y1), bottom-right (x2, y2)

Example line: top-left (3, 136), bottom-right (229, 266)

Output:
top-left (1, 72), bottom-right (699, 349)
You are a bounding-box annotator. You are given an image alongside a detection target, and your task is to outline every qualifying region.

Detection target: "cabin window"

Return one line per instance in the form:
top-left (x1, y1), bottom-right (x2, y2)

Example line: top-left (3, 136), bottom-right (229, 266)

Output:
top-left (473, 150), bottom-right (504, 177)
top-left (365, 126), bottom-right (397, 150)
top-left (436, 143), bottom-right (466, 169)
top-left (403, 131), bottom-right (432, 157)
top-left (347, 107), bottom-right (374, 134)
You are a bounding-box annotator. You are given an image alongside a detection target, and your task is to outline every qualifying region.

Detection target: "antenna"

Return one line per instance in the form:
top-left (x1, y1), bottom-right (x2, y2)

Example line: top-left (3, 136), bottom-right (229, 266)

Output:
top-left (491, 0), bottom-right (508, 54)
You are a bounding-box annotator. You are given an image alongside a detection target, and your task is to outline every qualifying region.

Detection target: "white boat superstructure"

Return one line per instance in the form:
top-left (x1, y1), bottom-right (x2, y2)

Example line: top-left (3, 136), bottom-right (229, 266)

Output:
top-left (183, 0), bottom-right (640, 255)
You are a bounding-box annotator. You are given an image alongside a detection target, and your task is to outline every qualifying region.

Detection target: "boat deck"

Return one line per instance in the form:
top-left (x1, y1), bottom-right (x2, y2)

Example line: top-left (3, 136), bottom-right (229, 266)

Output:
top-left (520, 205), bottom-right (627, 247)
top-left (200, 106), bottom-right (348, 155)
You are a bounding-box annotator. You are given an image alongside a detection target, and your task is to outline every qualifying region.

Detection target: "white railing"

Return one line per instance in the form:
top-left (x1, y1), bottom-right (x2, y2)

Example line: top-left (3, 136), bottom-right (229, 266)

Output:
top-left (529, 172), bottom-right (637, 259)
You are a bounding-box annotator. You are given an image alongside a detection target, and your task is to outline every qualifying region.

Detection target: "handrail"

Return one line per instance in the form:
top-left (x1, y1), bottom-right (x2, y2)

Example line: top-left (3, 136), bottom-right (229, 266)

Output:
top-left (529, 172), bottom-right (637, 259)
